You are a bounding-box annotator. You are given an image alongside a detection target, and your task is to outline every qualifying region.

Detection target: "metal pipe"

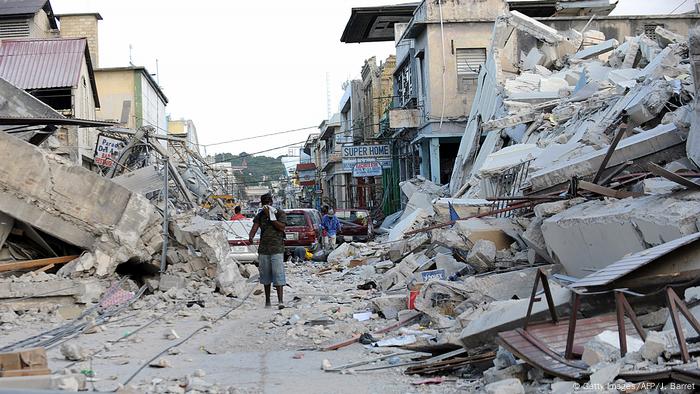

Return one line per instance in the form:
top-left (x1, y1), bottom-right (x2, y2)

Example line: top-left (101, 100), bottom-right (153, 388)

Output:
top-left (160, 160), bottom-right (169, 273)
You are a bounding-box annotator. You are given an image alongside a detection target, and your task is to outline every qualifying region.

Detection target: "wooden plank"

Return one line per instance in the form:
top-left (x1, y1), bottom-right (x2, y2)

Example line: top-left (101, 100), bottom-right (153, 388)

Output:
top-left (32, 264), bottom-right (55, 274)
top-left (0, 255), bottom-right (78, 273)
top-left (578, 180), bottom-right (641, 199)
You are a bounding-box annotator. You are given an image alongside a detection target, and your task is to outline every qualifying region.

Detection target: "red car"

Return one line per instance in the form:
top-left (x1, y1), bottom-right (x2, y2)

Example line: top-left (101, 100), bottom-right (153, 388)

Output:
top-left (335, 209), bottom-right (373, 242)
top-left (283, 209), bottom-right (322, 253)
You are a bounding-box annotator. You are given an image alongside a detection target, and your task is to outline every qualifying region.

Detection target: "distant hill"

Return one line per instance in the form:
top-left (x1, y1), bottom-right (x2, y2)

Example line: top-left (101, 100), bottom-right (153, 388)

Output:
top-left (214, 152), bottom-right (286, 187)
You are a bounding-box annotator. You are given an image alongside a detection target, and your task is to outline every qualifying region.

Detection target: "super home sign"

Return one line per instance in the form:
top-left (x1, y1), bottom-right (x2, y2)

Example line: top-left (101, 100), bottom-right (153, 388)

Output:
top-left (342, 144), bottom-right (390, 159)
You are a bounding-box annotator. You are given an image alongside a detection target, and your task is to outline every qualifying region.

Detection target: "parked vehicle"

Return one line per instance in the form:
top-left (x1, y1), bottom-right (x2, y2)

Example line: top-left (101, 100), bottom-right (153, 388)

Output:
top-left (283, 208), bottom-right (322, 253)
top-left (335, 208), bottom-right (373, 242)
top-left (222, 219), bottom-right (258, 263)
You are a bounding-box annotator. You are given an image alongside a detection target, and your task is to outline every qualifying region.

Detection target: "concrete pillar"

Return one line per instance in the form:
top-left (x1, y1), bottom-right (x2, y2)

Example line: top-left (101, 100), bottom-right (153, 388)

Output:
top-left (429, 138), bottom-right (441, 184)
top-left (420, 141), bottom-right (430, 180)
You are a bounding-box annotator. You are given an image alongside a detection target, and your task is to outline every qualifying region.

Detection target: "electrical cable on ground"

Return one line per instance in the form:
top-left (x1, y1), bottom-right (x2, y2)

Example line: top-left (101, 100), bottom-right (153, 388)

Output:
top-left (120, 283), bottom-right (257, 387)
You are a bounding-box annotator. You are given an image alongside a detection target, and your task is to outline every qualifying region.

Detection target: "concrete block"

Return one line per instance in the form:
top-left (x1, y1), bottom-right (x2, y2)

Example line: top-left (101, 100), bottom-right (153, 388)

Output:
top-left (640, 330), bottom-right (669, 361)
top-left (484, 378), bottom-right (525, 394)
top-left (522, 47), bottom-right (544, 71)
top-left (589, 362), bottom-right (621, 387)
top-left (459, 282), bottom-right (570, 348)
top-left (371, 294), bottom-right (408, 319)
top-left (541, 192), bottom-right (700, 277)
top-left (572, 39), bottom-right (618, 60)
top-left (483, 364), bottom-right (528, 384)
top-left (466, 239), bottom-right (496, 272)
top-left (388, 209), bottom-right (427, 242)
top-left (528, 123), bottom-right (687, 193)
top-left (159, 274), bottom-right (186, 291)
top-left (432, 198), bottom-right (491, 222)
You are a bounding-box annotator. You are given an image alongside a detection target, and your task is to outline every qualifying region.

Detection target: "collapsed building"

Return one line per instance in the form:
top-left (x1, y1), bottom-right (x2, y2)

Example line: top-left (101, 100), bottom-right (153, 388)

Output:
top-left (301, 10), bottom-right (700, 392)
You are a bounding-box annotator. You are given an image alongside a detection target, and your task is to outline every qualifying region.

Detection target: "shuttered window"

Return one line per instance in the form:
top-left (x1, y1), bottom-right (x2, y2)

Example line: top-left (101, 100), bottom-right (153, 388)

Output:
top-left (456, 48), bottom-right (486, 93)
top-left (0, 19), bottom-right (30, 39)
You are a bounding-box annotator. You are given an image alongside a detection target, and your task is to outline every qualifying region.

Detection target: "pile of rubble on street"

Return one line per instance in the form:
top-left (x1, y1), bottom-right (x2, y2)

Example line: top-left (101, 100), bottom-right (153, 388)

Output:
top-left (1, 7), bottom-right (700, 394)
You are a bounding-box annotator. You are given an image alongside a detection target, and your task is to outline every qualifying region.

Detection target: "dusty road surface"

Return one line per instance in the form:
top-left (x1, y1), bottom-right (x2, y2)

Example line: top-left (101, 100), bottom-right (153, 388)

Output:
top-left (0, 261), bottom-right (469, 393)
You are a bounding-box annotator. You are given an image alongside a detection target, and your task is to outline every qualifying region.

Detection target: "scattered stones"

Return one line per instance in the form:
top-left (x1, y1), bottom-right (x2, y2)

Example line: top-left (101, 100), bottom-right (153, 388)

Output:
top-left (484, 378), bottom-right (525, 394)
top-left (60, 343), bottom-right (88, 361)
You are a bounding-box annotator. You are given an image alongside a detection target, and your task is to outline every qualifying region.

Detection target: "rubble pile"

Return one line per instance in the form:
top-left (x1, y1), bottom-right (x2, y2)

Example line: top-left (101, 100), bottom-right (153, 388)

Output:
top-left (280, 11), bottom-right (700, 393)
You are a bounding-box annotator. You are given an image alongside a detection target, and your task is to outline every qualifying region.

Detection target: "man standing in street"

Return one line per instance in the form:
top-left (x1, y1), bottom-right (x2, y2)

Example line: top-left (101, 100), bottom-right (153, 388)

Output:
top-left (321, 206), bottom-right (341, 252)
top-left (249, 193), bottom-right (287, 309)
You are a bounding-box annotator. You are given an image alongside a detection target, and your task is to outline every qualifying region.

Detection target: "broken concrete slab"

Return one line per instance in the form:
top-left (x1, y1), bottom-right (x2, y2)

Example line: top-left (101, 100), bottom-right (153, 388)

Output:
top-left (521, 217), bottom-right (555, 264)
top-left (485, 378), bottom-right (525, 394)
top-left (541, 192), bottom-right (700, 277)
top-left (371, 294), bottom-right (408, 320)
top-left (388, 208), bottom-right (427, 242)
top-left (479, 144), bottom-right (541, 178)
top-left (458, 282), bottom-right (571, 348)
top-left (0, 275), bottom-right (103, 304)
top-left (572, 39), bottom-right (618, 60)
top-left (432, 198), bottom-right (491, 222)
top-left (528, 123), bottom-right (687, 192)
top-left (466, 240), bottom-right (496, 272)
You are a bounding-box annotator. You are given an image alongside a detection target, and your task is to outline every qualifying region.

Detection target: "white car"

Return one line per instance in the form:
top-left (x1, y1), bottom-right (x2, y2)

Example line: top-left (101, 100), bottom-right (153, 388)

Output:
top-left (221, 219), bottom-right (258, 263)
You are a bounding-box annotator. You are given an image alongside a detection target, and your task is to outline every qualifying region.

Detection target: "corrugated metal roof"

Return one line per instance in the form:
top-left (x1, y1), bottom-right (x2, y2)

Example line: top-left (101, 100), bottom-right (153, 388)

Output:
top-left (0, 38), bottom-right (86, 90)
top-left (0, 0), bottom-right (47, 17)
top-left (571, 232), bottom-right (700, 289)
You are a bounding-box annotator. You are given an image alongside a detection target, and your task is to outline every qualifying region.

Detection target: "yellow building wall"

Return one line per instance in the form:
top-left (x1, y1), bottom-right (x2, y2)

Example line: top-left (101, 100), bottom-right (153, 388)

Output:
top-left (95, 70), bottom-right (136, 128)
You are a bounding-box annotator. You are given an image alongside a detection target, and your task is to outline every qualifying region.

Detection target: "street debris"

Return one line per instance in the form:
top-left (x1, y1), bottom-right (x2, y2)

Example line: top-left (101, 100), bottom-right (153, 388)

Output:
top-left (0, 2), bottom-right (699, 393)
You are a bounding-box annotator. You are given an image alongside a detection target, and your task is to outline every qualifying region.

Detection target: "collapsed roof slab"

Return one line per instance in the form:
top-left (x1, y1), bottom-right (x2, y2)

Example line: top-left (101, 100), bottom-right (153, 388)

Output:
top-left (541, 191), bottom-right (700, 278)
top-left (527, 123), bottom-right (687, 193)
top-left (0, 131), bottom-right (162, 274)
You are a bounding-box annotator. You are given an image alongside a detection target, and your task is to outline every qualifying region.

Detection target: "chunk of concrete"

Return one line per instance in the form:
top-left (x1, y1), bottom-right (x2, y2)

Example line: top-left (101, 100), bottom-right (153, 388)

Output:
top-left (529, 123), bottom-right (687, 193)
top-left (572, 39), bottom-right (618, 60)
top-left (541, 192), bottom-right (700, 277)
top-left (522, 47), bottom-right (544, 71)
top-left (483, 364), bottom-right (528, 384)
top-left (459, 282), bottom-right (571, 348)
top-left (215, 259), bottom-right (246, 297)
top-left (371, 294), bottom-right (408, 320)
top-left (388, 209), bottom-right (427, 242)
top-left (159, 274), bottom-right (186, 291)
top-left (434, 253), bottom-right (467, 277)
top-left (484, 378), bottom-right (525, 394)
top-left (399, 191), bottom-right (436, 221)
top-left (640, 330), bottom-right (669, 361)
top-left (0, 132), bottom-right (163, 277)
top-left (466, 239), bottom-right (496, 272)
top-left (432, 198), bottom-right (491, 222)
top-left (479, 144), bottom-right (542, 177)
top-left (589, 362), bottom-right (621, 387)
top-left (655, 26), bottom-right (685, 48)
top-left (521, 217), bottom-right (554, 264)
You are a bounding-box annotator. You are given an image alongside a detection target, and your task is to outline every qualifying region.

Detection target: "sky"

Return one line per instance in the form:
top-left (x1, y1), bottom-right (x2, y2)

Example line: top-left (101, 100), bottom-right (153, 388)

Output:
top-left (52, 0), bottom-right (696, 158)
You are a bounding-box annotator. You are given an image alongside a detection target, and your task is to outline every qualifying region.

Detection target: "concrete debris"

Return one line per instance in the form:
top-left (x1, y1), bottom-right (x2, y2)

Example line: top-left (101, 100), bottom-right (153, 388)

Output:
top-left (466, 239), bottom-right (497, 272)
top-left (588, 362), bottom-right (621, 387)
top-left (484, 378), bottom-right (525, 394)
top-left (541, 192), bottom-right (700, 277)
top-left (2, 3), bottom-right (699, 393)
top-left (60, 343), bottom-right (87, 361)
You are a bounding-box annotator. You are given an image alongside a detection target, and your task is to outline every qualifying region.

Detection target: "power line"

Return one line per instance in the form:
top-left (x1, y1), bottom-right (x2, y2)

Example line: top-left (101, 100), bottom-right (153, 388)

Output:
top-left (207, 140), bottom-right (306, 166)
top-left (201, 125), bottom-right (318, 147)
